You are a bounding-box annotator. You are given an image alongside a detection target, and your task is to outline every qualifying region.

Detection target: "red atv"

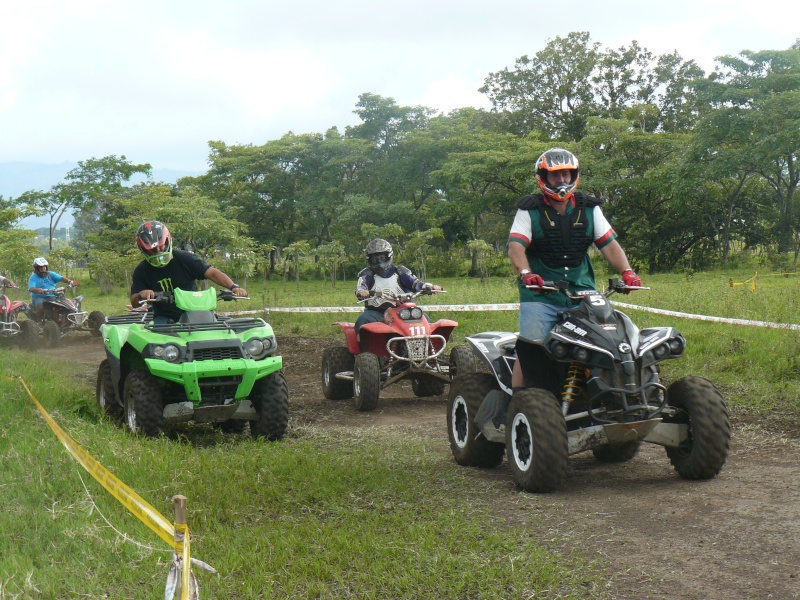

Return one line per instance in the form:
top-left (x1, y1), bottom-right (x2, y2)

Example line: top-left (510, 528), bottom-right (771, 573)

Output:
top-left (321, 288), bottom-right (476, 411)
top-left (0, 282), bottom-right (38, 349)
top-left (25, 283), bottom-right (105, 347)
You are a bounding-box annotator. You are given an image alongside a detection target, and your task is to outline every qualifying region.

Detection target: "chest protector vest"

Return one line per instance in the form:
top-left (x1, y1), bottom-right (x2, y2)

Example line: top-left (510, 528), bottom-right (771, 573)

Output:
top-left (367, 272), bottom-right (407, 310)
top-left (518, 192), bottom-right (603, 269)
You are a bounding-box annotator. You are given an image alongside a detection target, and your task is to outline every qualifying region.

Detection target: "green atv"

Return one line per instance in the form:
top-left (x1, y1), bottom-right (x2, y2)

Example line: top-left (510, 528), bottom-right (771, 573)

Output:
top-left (96, 288), bottom-right (288, 440)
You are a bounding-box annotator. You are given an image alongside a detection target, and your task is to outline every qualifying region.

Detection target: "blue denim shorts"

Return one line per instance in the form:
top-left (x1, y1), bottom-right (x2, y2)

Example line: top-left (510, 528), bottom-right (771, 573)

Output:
top-left (518, 301), bottom-right (563, 343)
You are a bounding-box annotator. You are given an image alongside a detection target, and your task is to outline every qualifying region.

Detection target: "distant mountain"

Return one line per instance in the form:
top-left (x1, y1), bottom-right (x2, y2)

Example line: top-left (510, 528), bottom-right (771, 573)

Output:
top-left (0, 161), bottom-right (203, 228)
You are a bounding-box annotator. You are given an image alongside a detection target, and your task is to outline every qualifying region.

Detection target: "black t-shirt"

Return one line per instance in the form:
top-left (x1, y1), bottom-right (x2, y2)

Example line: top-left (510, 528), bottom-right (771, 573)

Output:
top-left (131, 249), bottom-right (211, 320)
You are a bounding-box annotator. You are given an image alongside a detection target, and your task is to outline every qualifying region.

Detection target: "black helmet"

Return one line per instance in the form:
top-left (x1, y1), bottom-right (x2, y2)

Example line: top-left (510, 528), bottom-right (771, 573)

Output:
top-left (535, 147), bottom-right (580, 203)
top-left (364, 238), bottom-right (393, 276)
top-left (136, 221), bottom-right (173, 267)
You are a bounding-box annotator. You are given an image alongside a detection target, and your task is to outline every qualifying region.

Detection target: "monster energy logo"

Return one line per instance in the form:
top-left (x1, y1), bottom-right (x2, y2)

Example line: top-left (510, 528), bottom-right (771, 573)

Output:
top-left (157, 278), bottom-right (175, 292)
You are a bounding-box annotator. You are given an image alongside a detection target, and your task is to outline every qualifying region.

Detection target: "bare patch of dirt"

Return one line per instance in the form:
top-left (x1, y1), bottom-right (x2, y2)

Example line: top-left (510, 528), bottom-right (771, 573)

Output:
top-left (44, 334), bottom-right (800, 600)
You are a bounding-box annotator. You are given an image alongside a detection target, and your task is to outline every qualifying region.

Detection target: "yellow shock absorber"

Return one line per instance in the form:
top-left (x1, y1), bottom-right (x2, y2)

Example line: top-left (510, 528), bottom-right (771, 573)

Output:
top-left (561, 363), bottom-right (584, 413)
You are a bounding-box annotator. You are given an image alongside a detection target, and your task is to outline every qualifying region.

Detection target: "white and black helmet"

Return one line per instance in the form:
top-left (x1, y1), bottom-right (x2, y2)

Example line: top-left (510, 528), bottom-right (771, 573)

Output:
top-left (33, 257), bottom-right (49, 271)
top-left (364, 238), bottom-right (393, 276)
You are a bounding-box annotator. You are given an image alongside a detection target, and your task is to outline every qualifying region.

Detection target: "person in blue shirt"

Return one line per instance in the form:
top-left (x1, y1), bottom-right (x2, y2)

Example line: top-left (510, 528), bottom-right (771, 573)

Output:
top-left (28, 257), bottom-right (76, 319)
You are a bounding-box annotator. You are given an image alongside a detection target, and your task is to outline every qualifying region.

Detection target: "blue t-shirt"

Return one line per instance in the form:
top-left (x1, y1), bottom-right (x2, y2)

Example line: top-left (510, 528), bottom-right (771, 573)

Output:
top-left (28, 271), bottom-right (68, 303)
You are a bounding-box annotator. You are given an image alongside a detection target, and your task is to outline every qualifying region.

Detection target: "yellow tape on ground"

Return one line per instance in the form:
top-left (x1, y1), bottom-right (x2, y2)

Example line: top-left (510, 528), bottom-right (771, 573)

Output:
top-left (8, 374), bottom-right (180, 550)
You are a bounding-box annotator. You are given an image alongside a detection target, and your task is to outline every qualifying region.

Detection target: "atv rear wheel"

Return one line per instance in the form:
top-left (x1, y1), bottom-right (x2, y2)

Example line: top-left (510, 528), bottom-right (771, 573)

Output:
top-left (593, 441), bottom-right (642, 463)
top-left (96, 359), bottom-right (122, 422)
top-left (322, 346), bottom-right (354, 400)
top-left (88, 311), bottom-right (106, 337)
top-left (249, 370), bottom-right (289, 441)
top-left (123, 371), bottom-right (164, 437)
top-left (411, 377), bottom-right (446, 397)
top-left (353, 353), bottom-right (381, 411)
top-left (447, 373), bottom-right (505, 468)
top-left (42, 320), bottom-right (60, 348)
top-left (18, 320), bottom-right (39, 350)
top-left (506, 388), bottom-right (567, 493)
top-left (448, 345), bottom-right (476, 380)
top-left (664, 376), bottom-right (730, 479)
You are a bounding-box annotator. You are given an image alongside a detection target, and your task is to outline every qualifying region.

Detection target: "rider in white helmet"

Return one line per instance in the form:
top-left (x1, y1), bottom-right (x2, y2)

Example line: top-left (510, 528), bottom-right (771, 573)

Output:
top-left (28, 257), bottom-right (77, 319)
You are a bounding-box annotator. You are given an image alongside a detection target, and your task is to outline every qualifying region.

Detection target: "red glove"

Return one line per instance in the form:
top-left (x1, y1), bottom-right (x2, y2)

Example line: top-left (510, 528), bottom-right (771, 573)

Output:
top-left (520, 272), bottom-right (544, 289)
top-left (621, 270), bottom-right (641, 292)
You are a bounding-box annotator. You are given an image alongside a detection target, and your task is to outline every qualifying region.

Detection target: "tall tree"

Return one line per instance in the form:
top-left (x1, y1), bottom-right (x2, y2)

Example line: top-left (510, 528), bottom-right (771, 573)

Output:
top-left (31, 155), bottom-right (151, 250)
top-left (481, 31), bottom-right (600, 140)
top-left (693, 46), bottom-right (800, 253)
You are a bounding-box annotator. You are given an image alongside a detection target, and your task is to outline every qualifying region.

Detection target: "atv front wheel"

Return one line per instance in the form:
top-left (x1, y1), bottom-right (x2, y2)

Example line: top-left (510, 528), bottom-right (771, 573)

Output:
top-left (447, 373), bottom-right (505, 467)
top-left (411, 377), bottom-right (446, 397)
top-left (249, 370), bottom-right (289, 441)
top-left (664, 376), bottom-right (730, 479)
top-left (88, 311), bottom-right (106, 337)
top-left (353, 353), bottom-right (381, 411)
top-left (448, 345), bottom-right (476, 380)
top-left (123, 371), bottom-right (164, 437)
top-left (18, 320), bottom-right (39, 350)
top-left (322, 347), bottom-right (354, 400)
top-left (96, 359), bottom-right (122, 422)
top-left (506, 388), bottom-right (567, 493)
top-left (42, 321), bottom-right (60, 348)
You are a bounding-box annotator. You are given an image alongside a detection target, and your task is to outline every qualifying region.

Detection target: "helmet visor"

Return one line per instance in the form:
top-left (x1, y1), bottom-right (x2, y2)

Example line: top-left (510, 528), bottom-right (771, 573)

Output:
top-left (141, 238), bottom-right (172, 267)
top-left (145, 251), bottom-right (172, 267)
top-left (367, 253), bottom-right (389, 267)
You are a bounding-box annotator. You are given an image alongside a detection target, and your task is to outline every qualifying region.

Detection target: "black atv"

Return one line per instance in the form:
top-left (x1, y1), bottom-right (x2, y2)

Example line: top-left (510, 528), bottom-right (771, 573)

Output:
top-left (26, 283), bottom-right (105, 347)
top-left (447, 279), bottom-right (731, 493)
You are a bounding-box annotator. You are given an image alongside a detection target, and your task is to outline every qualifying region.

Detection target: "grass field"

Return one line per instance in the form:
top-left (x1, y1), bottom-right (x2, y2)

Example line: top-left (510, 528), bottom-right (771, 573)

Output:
top-left (0, 267), bottom-right (797, 597)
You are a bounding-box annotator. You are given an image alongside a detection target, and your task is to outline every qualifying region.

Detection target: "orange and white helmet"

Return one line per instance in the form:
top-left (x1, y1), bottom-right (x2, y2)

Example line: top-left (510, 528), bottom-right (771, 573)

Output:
top-left (535, 147), bottom-right (580, 203)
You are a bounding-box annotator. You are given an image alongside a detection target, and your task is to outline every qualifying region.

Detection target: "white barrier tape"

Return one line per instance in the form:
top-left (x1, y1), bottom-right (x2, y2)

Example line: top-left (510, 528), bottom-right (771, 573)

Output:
top-left (227, 301), bottom-right (800, 331)
top-left (612, 301), bottom-right (800, 331)
top-left (252, 303), bottom-right (522, 315)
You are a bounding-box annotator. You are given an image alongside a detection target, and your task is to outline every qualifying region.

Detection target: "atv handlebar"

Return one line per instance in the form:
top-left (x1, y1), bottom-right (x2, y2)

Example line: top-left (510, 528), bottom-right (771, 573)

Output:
top-left (138, 289), bottom-right (250, 306)
top-left (525, 278), bottom-right (649, 299)
top-left (358, 287), bottom-right (446, 305)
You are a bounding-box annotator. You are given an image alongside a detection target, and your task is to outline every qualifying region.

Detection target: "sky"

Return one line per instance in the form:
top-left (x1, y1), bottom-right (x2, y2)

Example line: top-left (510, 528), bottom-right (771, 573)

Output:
top-left (0, 0), bottom-right (797, 175)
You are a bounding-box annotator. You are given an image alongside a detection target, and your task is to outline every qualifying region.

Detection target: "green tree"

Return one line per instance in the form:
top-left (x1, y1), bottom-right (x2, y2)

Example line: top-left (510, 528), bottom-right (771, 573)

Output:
top-left (27, 155), bottom-right (151, 251)
top-left (693, 45), bottom-right (800, 254)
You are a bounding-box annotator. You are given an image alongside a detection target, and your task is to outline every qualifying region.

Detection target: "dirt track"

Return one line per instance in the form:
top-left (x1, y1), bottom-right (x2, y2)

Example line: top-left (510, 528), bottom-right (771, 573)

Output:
top-left (47, 334), bottom-right (800, 600)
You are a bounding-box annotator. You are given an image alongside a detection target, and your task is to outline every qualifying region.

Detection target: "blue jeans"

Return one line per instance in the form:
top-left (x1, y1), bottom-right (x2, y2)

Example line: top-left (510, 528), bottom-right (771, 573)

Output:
top-left (518, 301), bottom-right (563, 343)
top-left (355, 309), bottom-right (385, 334)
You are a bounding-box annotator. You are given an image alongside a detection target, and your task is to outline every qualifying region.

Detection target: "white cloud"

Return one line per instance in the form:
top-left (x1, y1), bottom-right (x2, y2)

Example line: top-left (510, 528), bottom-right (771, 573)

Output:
top-left (418, 74), bottom-right (491, 115)
top-left (0, 0), bottom-right (797, 172)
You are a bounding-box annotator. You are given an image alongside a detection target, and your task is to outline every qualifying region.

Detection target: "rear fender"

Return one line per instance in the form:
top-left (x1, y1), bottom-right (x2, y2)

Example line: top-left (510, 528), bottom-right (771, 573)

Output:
top-left (333, 321), bottom-right (359, 354)
top-left (465, 331), bottom-right (518, 393)
top-left (9, 300), bottom-right (27, 313)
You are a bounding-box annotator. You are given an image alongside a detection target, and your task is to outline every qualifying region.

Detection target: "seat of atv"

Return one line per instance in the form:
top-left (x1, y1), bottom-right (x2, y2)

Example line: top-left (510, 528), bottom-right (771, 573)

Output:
top-left (179, 310), bottom-right (216, 325)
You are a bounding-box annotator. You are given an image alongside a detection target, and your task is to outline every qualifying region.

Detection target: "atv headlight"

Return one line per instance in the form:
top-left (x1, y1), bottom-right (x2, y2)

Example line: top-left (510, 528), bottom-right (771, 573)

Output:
top-left (551, 342), bottom-right (569, 359)
top-left (245, 338), bottom-right (265, 359)
top-left (410, 307), bottom-right (423, 320)
top-left (399, 308), bottom-right (411, 320)
top-left (245, 337), bottom-right (273, 360)
top-left (653, 343), bottom-right (669, 359)
top-left (669, 337), bottom-right (685, 356)
top-left (153, 344), bottom-right (181, 363)
top-left (571, 346), bottom-right (590, 362)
